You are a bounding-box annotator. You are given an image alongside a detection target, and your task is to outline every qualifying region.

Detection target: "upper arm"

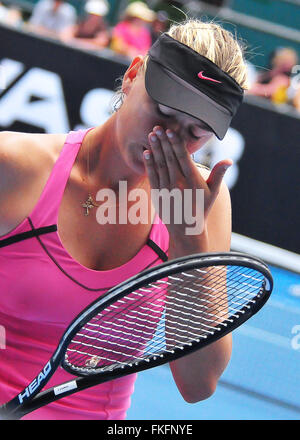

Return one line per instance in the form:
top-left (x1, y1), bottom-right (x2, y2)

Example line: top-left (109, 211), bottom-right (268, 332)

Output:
top-left (0, 131), bottom-right (50, 227)
top-left (0, 131), bottom-right (36, 192)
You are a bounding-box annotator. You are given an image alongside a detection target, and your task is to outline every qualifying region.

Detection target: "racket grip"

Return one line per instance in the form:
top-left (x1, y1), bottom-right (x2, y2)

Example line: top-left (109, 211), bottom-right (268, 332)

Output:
top-left (0, 403), bottom-right (19, 420)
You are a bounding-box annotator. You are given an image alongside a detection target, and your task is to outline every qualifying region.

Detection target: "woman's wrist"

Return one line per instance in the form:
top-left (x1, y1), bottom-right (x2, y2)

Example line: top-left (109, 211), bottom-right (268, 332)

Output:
top-left (168, 227), bottom-right (209, 259)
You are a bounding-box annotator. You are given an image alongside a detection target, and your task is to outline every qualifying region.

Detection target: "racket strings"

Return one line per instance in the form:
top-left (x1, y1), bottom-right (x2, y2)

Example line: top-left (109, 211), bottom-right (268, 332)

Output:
top-left (66, 266), bottom-right (262, 370)
top-left (66, 264), bottom-right (260, 364)
top-left (64, 265), bottom-right (265, 374)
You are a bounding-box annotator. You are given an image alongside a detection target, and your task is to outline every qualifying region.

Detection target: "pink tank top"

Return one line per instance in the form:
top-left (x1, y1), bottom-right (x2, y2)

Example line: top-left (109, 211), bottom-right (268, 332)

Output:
top-left (0, 129), bottom-right (169, 420)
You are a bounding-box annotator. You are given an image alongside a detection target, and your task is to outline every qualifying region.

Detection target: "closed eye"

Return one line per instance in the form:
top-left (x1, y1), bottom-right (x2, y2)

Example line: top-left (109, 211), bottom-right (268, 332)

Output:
top-left (188, 127), bottom-right (202, 140)
top-left (156, 105), bottom-right (172, 119)
top-left (155, 103), bottom-right (213, 138)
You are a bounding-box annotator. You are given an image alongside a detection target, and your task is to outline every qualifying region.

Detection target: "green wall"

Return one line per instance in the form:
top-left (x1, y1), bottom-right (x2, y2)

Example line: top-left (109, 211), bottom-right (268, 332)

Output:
top-left (231, 0), bottom-right (300, 31)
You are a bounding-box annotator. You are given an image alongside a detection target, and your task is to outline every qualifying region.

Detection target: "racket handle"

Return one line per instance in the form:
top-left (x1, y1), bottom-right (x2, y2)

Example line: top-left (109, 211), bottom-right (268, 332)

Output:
top-left (4, 372), bottom-right (115, 419)
top-left (0, 403), bottom-right (18, 420)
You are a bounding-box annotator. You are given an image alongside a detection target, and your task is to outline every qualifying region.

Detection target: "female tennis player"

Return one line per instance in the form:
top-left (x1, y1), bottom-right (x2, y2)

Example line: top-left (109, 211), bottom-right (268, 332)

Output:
top-left (0, 19), bottom-right (248, 419)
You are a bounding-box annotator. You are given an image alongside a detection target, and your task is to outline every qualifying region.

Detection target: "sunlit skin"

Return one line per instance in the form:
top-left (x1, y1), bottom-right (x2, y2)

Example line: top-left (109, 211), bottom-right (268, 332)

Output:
top-left (81, 56), bottom-right (233, 402)
top-left (113, 61), bottom-right (217, 177)
top-left (0, 56), bottom-right (233, 404)
top-left (81, 57), bottom-right (233, 236)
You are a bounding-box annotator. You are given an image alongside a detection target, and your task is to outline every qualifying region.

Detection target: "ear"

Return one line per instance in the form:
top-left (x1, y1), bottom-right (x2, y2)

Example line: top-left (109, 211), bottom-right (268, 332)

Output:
top-left (122, 56), bottom-right (144, 94)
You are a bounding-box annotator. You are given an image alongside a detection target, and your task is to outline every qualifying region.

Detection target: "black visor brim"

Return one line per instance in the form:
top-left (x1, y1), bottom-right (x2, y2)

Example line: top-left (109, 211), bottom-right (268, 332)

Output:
top-left (145, 59), bottom-right (232, 140)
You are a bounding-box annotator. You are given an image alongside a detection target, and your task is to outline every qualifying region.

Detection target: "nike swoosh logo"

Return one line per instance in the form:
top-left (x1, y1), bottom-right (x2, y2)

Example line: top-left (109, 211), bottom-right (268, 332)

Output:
top-left (198, 71), bottom-right (222, 84)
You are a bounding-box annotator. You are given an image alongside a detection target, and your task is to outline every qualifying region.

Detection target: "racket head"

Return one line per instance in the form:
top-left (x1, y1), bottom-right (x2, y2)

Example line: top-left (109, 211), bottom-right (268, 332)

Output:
top-left (58, 252), bottom-right (273, 379)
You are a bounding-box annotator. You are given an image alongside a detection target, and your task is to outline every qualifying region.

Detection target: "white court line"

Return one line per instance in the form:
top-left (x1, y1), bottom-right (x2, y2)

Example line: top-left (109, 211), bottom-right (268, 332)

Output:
top-left (231, 234), bottom-right (300, 348)
top-left (231, 233), bottom-right (300, 274)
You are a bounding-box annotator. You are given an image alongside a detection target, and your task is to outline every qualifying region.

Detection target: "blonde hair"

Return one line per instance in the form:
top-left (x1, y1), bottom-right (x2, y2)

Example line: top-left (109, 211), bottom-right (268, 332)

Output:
top-left (112, 18), bottom-right (249, 111)
top-left (166, 19), bottom-right (249, 89)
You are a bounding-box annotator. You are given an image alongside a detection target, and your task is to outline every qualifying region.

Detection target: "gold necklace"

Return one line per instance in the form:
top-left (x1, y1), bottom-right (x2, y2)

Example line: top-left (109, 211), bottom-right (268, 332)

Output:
top-left (81, 136), bottom-right (149, 216)
top-left (82, 195), bottom-right (99, 216)
top-left (81, 136), bottom-right (99, 216)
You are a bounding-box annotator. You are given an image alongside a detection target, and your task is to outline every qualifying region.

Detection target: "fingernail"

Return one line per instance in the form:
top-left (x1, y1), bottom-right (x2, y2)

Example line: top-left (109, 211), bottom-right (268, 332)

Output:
top-left (155, 129), bottom-right (162, 136)
top-left (150, 134), bottom-right (157, 142)
top-left (166, 131), bottom-right (173, 138)
top-left (144, 151), bottom-right (151, 160)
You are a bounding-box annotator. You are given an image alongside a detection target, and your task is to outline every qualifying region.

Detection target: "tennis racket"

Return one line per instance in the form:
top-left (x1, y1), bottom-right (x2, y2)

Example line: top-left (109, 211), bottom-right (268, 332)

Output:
top-left (0, 251), bottom-right (273, 420)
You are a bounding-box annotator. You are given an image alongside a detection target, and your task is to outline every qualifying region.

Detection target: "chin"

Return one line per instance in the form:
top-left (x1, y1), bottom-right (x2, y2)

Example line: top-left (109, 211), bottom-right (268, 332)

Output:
top-left (126, 145), bottom-right (148, 175)
top-left (132, 160), bottom-right (147, 176)
top-left (125, 153), bottom-right (146, 176)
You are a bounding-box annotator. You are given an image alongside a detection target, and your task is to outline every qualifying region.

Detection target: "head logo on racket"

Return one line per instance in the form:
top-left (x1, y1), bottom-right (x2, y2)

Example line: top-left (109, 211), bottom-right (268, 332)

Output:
top-left (85, 356), bottom-right (101, 368)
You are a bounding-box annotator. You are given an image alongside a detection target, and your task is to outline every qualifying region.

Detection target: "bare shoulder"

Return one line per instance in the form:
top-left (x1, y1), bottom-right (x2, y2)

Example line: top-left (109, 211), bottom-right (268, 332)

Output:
top-left (0, 131), bottom-right (67, 183)
top-left (0, 131), bottom-right (67, 234)
top-left (0, 131), bottom-right (66, 168)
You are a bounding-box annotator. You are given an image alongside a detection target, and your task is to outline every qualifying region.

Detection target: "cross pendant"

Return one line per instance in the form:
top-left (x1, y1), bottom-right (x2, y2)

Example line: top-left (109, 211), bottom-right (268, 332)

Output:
top-left (82, 195), bottom-right (98, 216)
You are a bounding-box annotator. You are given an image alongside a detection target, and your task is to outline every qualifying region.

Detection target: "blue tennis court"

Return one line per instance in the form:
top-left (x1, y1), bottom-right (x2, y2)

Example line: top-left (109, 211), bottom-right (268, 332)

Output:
top-left (127, 257), bottom-right (300, 420)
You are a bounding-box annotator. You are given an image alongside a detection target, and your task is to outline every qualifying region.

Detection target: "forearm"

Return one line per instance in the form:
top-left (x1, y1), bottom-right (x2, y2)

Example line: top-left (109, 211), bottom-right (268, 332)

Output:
top-left (144, 125), bottom-right (233, 403)
top-left (169, 333), bottom-right (232, 403)
top-left (167, 229), bottom-right (232, 403)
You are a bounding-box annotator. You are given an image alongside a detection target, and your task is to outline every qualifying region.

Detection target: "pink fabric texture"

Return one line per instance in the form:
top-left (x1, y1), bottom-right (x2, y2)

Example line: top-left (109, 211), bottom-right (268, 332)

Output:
top-left (0, 128), bottom-right (169, 419)
top-left (112, 21), bottom-right (152, 54)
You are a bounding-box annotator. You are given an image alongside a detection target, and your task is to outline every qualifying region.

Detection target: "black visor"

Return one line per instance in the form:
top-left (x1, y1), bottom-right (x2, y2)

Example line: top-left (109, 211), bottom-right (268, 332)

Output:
top-left (145, 33), bottom-right (244, 140)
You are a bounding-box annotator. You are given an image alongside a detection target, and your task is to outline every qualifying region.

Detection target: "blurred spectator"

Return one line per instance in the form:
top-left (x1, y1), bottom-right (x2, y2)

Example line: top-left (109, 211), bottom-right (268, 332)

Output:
top-left (245, 61), bottom-right (258, 90)
top-left (150, 10), bottom-right (169, 44)
top-left (110, 2), bottom-right (155, 58)
top-left (248, 47), bottom-right (299, 105)
top-left (27, 0), bottom-right (77, 38)
top-left (292, 87), bottom-right (300, 112)
top-left (0, 2), bottom-right (22, 26)
top-left (287, 68), bottom-right (300, 112)
top-left (60, 0), bottom-right (110, 50)
top-left (0, 2), bottom-right (8, 22)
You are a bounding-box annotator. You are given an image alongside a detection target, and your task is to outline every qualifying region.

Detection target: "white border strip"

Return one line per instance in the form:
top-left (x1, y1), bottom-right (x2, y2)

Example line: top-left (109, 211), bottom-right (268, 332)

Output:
top-left (231, 233), bottom-right (300, 274)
